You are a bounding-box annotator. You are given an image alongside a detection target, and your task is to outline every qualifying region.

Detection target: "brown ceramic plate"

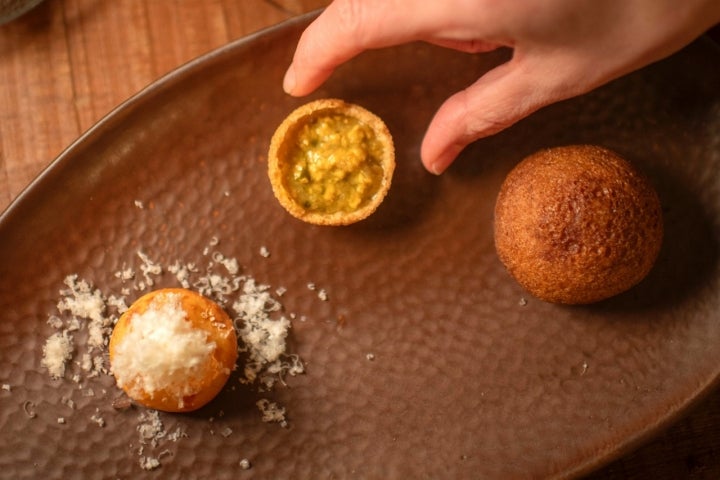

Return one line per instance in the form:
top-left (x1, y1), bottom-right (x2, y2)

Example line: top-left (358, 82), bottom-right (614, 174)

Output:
top-left (1, 12), bottom-right (719, 480)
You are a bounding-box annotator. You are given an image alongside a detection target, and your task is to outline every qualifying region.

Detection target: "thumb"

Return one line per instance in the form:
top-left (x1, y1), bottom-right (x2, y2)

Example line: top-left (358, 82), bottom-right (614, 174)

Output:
top-left (420, 58), bottom-right (562, 174)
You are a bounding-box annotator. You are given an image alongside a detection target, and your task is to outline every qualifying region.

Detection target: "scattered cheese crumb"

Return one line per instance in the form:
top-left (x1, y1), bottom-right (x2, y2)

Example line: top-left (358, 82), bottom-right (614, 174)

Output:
top-left (90, 411), bottom-right (105, 427)
top-left (366, 353), bottom-right (375, 361)
top-left (139, 456), bottom-right (161, 471)
top-left (239, 458), bottom-right (251, 470)
top-left (134, 200), bottom-right (144, 209)
top-left (317, 289), bottom-right (328, 301)
top-left (137, 410), bottom-right (166, 448)
top-left (56, 275), bottom-right (107, 323)
top-left (57, 417), bottom-right (66, 424)
top-left (41, 331), bottom-right (74, 379)
top-left (519, 297), bottom-right (528, 306)
top-left (115, 264), bottom-right (135, 282)
top-left (107, 295), bottom-right (129, 314)
top-left (220, 257), bottom-right (239, 275)
top-left (45, 275), bottom-right (117, 379)
top-left (256, 399), bottom-right (287, 427)
top-left (135, 410), bottom-right (186, 470)
top-left (1, 384), bottom-right (11, 392)
top-left (579, 360), bottom-right (589, 375)
top-left (137, 251), bottom-right (162, 287)
top-left (47, 315), bottom-right (63, 329)
top-left (232, 279), bottom-right (303, 386)
top-left (259, 246), bottom-right (270, 258)
top-left (61, 396), bottom-right (76, 409)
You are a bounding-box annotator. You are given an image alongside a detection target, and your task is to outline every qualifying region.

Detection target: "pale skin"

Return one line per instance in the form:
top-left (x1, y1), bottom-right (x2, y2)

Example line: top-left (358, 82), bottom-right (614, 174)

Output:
top-left (283, 0), bottom-right (720, 174)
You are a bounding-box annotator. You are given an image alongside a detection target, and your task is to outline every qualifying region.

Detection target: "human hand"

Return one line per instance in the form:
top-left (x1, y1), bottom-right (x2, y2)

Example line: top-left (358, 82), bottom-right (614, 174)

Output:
top-left (283, 0), bottom-right (720, 174)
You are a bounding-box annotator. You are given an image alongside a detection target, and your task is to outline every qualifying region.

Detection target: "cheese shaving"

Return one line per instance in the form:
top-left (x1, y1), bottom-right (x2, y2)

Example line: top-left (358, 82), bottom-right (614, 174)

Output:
top-left (111, 292), bottom-right (217, 406)
top-left (41, 331), bottom-right (74, 379)
top-left (232, 278), bottom-right (303, 386)
top-left (256, 398), bottom-right (288, 427)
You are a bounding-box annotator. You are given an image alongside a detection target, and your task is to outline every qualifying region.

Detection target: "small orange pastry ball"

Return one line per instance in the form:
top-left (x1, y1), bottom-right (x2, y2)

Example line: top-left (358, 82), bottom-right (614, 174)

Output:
top-left (268, 98), bottom-right (395, 226)
top-left (494, 145), bottom-right (663, 304)
top-left (109, 288), bottom-right (237, 412)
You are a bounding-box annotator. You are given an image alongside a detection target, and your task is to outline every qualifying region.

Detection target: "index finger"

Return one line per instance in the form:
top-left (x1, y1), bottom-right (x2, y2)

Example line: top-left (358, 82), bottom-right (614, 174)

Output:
top-left (283, 0), bottom-right (479, 96)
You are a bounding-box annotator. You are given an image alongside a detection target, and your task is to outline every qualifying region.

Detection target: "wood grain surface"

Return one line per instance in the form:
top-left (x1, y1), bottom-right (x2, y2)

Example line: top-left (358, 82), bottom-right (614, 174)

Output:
top-left (1, 1), bottom-right (718, 478)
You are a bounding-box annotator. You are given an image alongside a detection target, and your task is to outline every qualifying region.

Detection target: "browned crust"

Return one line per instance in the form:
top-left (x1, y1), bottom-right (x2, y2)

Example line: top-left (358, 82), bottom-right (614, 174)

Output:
top-left (109, 288), bottom-right (238, 412)
top-left (267, 98), bottom-right (395, 226)
top-left (494, 145), bottom-right (663, 304)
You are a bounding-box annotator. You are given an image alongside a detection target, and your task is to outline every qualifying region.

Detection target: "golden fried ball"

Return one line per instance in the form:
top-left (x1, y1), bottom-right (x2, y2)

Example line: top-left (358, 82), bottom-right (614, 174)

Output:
top-left (494, 145), bottom-right (663, 304)
top-left (109, 288), bottom-right (237, 412)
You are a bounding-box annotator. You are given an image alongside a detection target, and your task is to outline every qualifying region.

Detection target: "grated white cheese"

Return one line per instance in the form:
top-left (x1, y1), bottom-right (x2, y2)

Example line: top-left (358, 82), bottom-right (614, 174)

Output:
top-left (41, 331), bottom-right (74, 379)
top-left (61, 396), bottom-right (76, 409)
top-left (231, 278), bottom-right (304, 386)
top-left (168, 261), bottom-right (198, 289)
top-left (115, 264), bottom-right (135, 282)
top-left (110, 292), bottom-right (217, 408)
top-left (107, 295), bottom-right (129, 315)
top-left (137, 410), bottom-right (166, 448)
top-left (211, 252), bottom-right (240, 276)
top-left (256, 398), bottom-right (287, 427)
top-left (139, 456), bottom-right (161, 471)
top-left (137, 251), bottom-right (162, 288)
top-left (136, 410), bottom-right (186, 470)
top-left (45, 275), bottom-right (118, 379)
top-left (47, 315), bottom-right (64, 329)
top-left (90, 410), bottom-right (106, 427)
top-left (56, 275), bottom-right (107, 324)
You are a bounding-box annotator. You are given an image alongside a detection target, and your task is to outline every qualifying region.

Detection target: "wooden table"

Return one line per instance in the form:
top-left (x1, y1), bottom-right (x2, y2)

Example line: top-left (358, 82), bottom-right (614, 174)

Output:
top-left (1, 1), bottom-right (718, 478)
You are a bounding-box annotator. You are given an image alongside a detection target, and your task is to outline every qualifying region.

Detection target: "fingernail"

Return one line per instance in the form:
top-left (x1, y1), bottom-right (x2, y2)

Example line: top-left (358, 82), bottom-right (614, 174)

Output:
top-left (283, 66), bottom-right (296, 95)
top-left (428, 161), bottom-right (444, 175)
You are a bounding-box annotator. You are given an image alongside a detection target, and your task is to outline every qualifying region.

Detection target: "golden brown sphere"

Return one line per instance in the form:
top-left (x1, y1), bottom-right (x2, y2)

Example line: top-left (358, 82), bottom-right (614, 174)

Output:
top-left (494, 145), bottom-right (663, 304)
top-left (109, 288), bottom-right (237, 412)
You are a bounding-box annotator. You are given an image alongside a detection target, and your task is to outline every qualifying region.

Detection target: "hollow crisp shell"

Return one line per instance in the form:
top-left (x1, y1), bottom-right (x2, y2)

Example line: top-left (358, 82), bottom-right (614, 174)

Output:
top-left (109, 288), bottom-right (238, 412)
top-left (268, 98), bottom-right (395, 226)
top-left (494, 145), bottom-right (663, 304)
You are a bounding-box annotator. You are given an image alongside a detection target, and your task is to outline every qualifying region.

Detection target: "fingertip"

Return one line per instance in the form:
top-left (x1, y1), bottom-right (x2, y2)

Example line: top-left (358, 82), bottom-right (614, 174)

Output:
top-left (282, 65), bottom-right (297, 95)
top-left (421, 60), bottom-right (548, 174)
top-left (420, 100), bottom-right (471, 174)
top-left (421, 140), bottom-right (464, 175)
